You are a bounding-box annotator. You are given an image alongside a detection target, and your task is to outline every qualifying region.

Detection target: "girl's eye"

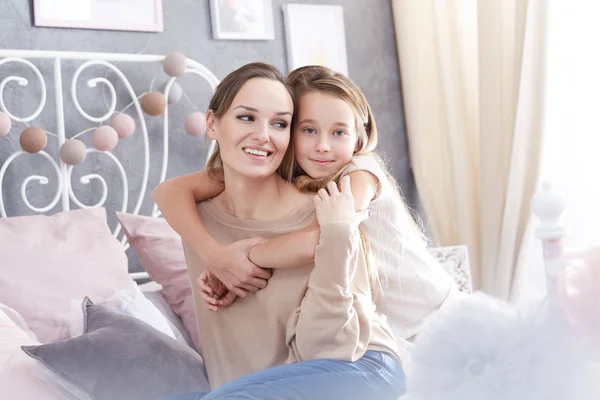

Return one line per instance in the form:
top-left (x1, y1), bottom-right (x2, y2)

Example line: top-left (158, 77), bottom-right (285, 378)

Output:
top-left (273, 121), bottom-right (289, 129)
top-left (303, 127), bottom-right (316, 135)
top-left (237, 115), bottom-right (254, 122)
top-left (333, 129), bottom-right (347, 137)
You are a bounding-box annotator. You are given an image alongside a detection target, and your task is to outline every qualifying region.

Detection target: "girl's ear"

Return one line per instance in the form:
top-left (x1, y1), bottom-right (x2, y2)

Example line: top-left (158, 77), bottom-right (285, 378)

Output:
top-left (206, 110), bottom-right (217, 140)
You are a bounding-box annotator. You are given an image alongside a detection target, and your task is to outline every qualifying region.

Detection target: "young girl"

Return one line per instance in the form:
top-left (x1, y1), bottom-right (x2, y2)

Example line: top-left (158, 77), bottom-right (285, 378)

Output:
top-left (153, 65), bottom-right (458, 345)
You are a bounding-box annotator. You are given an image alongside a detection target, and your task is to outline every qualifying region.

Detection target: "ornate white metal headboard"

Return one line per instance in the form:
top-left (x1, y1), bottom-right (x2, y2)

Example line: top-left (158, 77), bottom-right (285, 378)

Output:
top-left (0, 49), bottom-right (219, 281)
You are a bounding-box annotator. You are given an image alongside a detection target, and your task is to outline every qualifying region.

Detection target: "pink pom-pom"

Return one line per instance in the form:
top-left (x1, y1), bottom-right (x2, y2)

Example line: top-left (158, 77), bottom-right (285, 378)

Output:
top-left (162, 52), bottom-right (188, 77)
top-left (111, 113), bottom-right (136, 139)
top-left (185, 112), bottom-right (206, 137)
top-left (92, 126), bottom-right (119, 152)
top-left (60, 139), bottom-right (87, 165)
top-left (0, 111), bottom-right (11, 137)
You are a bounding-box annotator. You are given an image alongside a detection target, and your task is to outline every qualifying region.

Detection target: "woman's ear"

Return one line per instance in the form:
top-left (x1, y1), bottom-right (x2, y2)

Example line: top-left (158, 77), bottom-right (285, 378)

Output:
top-left (206, 110), bottom-right (217, 140)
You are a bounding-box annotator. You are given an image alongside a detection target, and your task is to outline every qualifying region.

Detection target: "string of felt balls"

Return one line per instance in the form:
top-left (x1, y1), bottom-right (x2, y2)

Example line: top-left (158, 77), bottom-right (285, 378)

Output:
top-left (0, 51), bottom-right (207, 166)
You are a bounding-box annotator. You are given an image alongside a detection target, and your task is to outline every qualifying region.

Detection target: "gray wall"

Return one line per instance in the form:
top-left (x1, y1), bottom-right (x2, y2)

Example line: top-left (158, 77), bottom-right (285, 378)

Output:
top-left (0, 0), bottom-right (416, 271)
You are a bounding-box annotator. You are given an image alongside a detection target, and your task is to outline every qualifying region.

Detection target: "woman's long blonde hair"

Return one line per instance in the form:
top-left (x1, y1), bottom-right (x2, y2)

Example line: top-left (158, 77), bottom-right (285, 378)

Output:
top-left (286, 66), bottom-right (426, 296)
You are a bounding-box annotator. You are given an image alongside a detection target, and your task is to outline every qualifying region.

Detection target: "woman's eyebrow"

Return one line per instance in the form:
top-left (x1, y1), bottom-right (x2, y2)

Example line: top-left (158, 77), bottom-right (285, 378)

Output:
top-left (233, 105), bottom-right (258, 112)
top-left (234, 105), bottom-right (292, 116)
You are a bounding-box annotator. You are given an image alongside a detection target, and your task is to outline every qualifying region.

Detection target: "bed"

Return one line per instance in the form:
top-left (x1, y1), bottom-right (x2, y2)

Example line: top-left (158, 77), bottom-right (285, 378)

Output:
top-left (0, 49), bottom-right (219, 400)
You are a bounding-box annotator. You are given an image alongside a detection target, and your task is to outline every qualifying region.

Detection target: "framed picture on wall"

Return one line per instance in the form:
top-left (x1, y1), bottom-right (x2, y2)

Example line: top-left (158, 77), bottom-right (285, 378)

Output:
top-left (283, 4), bottom-right (349, 76)
top-left (33, 0), bottom-right (163, 32)
top-left (210, 0), bottom-right (275, 40)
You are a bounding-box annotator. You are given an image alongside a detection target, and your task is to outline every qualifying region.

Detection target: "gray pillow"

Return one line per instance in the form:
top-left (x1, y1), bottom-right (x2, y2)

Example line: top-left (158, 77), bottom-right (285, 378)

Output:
top-left (144, 289), bottom-right (196, 350)
top-left (21, 298), bottom-right (210, 400)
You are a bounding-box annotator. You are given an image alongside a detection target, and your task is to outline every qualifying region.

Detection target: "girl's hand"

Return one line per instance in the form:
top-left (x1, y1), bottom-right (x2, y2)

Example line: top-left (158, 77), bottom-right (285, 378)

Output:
top-left (198, 271), bottom-right (238, 312)
top-left (313, 176), bottom-right (371, 227)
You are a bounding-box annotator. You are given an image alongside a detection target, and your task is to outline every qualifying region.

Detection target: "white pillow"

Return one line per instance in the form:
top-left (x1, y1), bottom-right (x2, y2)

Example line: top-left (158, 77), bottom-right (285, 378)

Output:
top-left (139, 281), bottom-right (163, 292)
top-left (69, 286), bottom-right (175, 339)
top-left (0, 304), bottom-right (37, 342)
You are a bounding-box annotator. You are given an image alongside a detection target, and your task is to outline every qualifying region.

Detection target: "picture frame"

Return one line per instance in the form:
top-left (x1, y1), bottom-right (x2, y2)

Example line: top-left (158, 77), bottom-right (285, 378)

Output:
top-left (33, 0), bottom-right (163, 33)
top-left (282, 4), bottom-right (349, 75)
top-left (210, 0), bottom-right (275, 40)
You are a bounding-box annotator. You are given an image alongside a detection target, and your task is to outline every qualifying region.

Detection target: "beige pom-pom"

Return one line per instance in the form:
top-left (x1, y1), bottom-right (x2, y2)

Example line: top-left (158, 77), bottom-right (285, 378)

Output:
top-left (60, 139), bottom-right (87, 165)
top-left (160, 81), bottom-right (183, 105)
top-left (142, 91), bottom-right (167, 116)
top-left (20, 126), bottom-right (47, 153)
top-left (162, 52), bottom-right (188, 77)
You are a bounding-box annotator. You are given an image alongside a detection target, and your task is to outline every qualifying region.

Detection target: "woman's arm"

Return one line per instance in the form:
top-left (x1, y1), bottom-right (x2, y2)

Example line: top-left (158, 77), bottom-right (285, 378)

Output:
top-left (152, 170), bottom-right (270, 297)
top-left (285, 178), bottom-right (374, 362)
top-left (247, 170), bottom-right (378, 269)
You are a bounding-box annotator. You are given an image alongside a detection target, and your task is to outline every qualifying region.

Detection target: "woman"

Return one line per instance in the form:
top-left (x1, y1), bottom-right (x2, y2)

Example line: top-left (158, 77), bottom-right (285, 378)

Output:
top-left (158, 63), bottom-right (405, 399)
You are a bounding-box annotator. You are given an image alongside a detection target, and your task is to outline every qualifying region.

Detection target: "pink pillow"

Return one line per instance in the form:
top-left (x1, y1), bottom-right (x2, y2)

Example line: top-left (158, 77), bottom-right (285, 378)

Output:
top-left (0, 308), bottom-right (63, 400)
top-left (1, 306), bottom-right (37, 366)
top-left (116, 212), bottom-right (200, 350)
top-left (0, 207), bottom-right (137, 343)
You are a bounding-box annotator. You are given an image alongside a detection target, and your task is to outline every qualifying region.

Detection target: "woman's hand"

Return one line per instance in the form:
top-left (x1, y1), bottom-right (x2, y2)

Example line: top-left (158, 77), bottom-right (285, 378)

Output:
top-left (204, 237), bottom-right (271, 298)
top-left (198, 271), bottom-right (238, 312)
top-left (313, 176), bottom-right (371, 227)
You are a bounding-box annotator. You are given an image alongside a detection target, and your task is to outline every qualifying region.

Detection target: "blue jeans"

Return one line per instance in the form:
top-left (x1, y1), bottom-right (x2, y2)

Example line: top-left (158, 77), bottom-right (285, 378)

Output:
top-left (162, 350), bottom-right (405, 400)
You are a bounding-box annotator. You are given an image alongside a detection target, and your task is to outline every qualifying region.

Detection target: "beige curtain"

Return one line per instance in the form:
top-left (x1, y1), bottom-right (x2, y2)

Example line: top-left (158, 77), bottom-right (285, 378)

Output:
top-left (391, 0), bottom-right (548, 300)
